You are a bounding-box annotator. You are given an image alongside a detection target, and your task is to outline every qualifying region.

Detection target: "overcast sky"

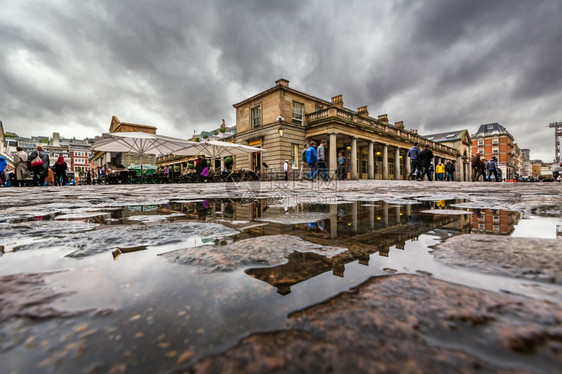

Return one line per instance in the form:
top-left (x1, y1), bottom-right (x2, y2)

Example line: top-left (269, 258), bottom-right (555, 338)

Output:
top-left (1, 0), bottom-right (561, 161)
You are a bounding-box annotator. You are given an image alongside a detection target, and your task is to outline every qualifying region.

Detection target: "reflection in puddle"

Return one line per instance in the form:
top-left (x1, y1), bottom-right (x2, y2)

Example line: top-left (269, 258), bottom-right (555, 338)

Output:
top-left (1, 195), bottom-right (559, 374)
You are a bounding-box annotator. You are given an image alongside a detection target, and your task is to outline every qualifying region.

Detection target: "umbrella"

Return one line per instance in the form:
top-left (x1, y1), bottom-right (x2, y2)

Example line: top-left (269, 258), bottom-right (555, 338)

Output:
top-left (92, 132), bottom-right (197, 175)
top-left (173, 140), bottom-right (266, 158)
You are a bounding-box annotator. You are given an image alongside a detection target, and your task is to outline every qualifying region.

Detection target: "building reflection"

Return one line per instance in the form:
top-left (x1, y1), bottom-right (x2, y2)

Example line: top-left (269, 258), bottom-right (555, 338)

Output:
top-left (471, 209), bottom-right (521, 235)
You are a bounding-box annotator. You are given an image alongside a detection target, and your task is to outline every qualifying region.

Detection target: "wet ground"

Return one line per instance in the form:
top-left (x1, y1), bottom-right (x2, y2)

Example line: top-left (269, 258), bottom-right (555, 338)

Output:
top-left (0, 180), bottom-right (561, 373)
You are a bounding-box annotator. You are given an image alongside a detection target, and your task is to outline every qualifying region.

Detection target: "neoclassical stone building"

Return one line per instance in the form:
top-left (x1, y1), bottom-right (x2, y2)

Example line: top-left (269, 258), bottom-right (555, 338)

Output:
top-left (233, 79), bottom-right (470, 181)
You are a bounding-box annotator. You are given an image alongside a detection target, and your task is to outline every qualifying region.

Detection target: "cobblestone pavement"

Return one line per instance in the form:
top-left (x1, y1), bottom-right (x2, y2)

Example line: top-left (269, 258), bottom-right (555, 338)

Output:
top-left (0, 180), bottom-right (560, 373)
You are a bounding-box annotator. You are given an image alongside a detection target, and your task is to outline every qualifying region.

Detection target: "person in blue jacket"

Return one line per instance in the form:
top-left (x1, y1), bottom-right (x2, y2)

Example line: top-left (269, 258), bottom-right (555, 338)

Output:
top-left (305, 141), bottom-right (317, 180)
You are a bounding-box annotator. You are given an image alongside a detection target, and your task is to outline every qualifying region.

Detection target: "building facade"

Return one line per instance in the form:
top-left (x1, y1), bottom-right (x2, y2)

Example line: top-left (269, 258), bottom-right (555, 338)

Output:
top-left (233, 79), bottom-right (466, 180)
top-left (471, 123), bottom-right (515, 180)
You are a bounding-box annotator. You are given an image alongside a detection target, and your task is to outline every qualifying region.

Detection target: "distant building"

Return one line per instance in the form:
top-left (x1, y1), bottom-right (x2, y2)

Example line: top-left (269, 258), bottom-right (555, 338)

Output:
top-left (521, 149), bottom-right (531, 177)
top-left (91, 115), bottom-right (158, 171)
top-left (420, 130), bottom-right (472, 181)
top-left (471, 123), bottom-right (515, 180)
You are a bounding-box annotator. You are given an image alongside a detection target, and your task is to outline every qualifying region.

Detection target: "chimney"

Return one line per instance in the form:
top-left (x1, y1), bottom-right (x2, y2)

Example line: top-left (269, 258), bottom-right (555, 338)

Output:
top-left (357, 106), bottom-right (369, 117)
top-left (52, 132), bottom-right (60, 147)
top-left (331, 95), bottom-right (343, 108)
top-left (411, 129), bottom-right (418, 135)
top-left (275, 78), bottom-right (289, 87)
top-left (377, 114), bottom-right (389, 125)
top-left (394, 121), bottom-right (404, 129)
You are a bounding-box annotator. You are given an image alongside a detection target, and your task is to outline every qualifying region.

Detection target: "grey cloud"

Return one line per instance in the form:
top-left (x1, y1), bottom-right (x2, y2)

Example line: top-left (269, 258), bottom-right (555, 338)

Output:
top-left (1, 0), bottom-right (560, 161)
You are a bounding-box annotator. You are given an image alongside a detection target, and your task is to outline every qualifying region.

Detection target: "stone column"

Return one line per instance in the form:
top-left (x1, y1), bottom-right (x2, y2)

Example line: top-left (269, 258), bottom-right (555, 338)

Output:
top-left (457, 156), bottom-right (463, 181)
top-left (406, 154), bottom-right (411, 176)
top-left (395, 147), bottom-right (401, 180)
top-left (220, 158), bottom-right (225, 171)
top-left (369, 205), bottom-right (375, 230)
top-left (382, 144), bottom-right (389, 180)
top-left (330, 203), bottom-right (338, 239)
top-left (383, 202), bottom-right (389, 226)
top-left (329, 133), bottom-right (337, 179)
top-left (352, 201), bottom-right (358, 233)
top-left (396, 206), bottom-right (401, 223)
top-left (368, 141), bottom-right (375, 179)
top-left (351, 138), bottom-right (358, 180)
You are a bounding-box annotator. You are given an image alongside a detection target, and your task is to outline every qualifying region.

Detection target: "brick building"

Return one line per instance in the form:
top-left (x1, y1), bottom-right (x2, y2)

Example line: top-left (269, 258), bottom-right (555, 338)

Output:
top-left (471, 123), bottom-right (515, 180)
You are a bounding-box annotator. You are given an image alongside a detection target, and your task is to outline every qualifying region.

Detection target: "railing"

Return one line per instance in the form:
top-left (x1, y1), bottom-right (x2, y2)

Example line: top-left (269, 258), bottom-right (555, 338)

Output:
top-left (305, 108), bottom-right (456, 156)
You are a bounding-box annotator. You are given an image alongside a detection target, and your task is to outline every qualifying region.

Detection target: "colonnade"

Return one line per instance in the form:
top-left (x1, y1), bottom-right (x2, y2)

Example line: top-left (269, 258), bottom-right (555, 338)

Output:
top-left (326, 134), bottom-right (468, 181)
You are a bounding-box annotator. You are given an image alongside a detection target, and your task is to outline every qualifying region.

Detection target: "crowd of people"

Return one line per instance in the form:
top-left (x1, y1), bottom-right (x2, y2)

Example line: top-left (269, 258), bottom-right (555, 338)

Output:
top-left (1, 145), bottom-right (70, 187)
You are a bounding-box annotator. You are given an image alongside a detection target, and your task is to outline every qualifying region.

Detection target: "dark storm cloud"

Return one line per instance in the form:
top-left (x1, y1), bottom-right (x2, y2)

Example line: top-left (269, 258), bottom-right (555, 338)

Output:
top-left (1, 0), bottom-right (560, 161)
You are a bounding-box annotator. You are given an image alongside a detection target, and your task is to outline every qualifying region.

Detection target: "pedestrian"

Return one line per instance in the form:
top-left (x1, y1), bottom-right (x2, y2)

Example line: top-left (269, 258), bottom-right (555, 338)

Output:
top-left (0, 155), bottom-right (7, 187)
top-left (305, 141), bottom-right (318, 180)
top-left (407, 142), bottom-right (421, 180)
top-left (299, 143), bottom-right (308, 179)
top-left (283, 159), bottom-right (289, 181)
top-left (480, 158), bottom-right (488, 181)
top-left (419, 144), bottom-right (434, 181)
top-left (313, 140), bottom-right (330, 181)
top-left (487, 156), bottom-right (500, 182)
top-left (47, 166), bottom-right (55, 186)
top-left (52, 155), bottom-right (68, 186)
top-left (29, 145), bottom-right (50, 186)
top-left (337, 152), bottom-right (346, 180)
top-left (13, 147), bottom-right (31, 187)
top-left (435, 161), bottom-right (445, 181)
top-left (445, 160), bottom-right (455, 181)
top-left (471, 153), bottom-right (483, 182)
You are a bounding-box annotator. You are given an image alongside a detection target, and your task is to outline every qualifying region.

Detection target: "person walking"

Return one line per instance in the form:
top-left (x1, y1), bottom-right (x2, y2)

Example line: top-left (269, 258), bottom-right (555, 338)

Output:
top-left (419, 144), bottom-right (434, 181)
top-left (487, 156), bottom-right (500, 182)
top-left (283, 159), bottom-right (289, 181)
top-left (0, 155), bottom-right (7, 187)
top-left (13, 146), bottom-right (30, 187)
top-left (471, 153), bottom-right (483, 182)
top-left (29, 145), bottom-right (50, 186)
top-left (337, 152), bottom-right (346, 180)
top-left (314, 140), bottom-right (330, 181)
top-left (52, 155), bottom-right (68, 186)
top-left (305, 141), bottom-right (318, 180)
top-left (407, 142), bottom-right (421, 180)
top-left (435, 161), bottom-right (445, 181)
top-left (445, 160), bottom-right (455, 181)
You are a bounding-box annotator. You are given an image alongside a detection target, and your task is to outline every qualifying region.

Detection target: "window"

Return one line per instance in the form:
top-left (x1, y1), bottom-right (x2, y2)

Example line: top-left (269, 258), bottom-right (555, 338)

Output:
top-left (479, 148), bottom-right (484, 154)
top-left (251, 106), bottom-right (261, 128)
top-left (492, 137), bottom-right (499, 145)
top-left (292, 101), bottom-right (304, 125)
top-left (493, 225), bottom-right (500, 232)
top-left (493, 215), bottom-right (500, 223)
top-left (479, 224), bottom-right (485, 230)
top-left (492, 147), bottom-right (499, 154)
top-left (315, 104), bottom-right (323, 112)
top-left (291, 144), bottom-right (299, 168)
top-left (478, 139), bottom-right (484, 146)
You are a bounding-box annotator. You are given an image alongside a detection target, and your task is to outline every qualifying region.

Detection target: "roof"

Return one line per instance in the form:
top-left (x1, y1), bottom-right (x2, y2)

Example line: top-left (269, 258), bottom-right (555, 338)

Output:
top-left (422, 129), bottom-right (467, 142)
top-left (475, 122), bottom-right (507, 135)
top-left (233, 80), bottom-right (332, 108)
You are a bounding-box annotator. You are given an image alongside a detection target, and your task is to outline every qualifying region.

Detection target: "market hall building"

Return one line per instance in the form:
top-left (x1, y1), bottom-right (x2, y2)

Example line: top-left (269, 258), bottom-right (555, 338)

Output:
top-left (233, 79), bottom-right (471, 181)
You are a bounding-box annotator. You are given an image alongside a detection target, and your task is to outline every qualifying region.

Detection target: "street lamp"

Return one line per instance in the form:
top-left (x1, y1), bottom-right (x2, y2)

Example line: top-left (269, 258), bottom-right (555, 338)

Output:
top-left (278, 128), bottom-right (285, 137)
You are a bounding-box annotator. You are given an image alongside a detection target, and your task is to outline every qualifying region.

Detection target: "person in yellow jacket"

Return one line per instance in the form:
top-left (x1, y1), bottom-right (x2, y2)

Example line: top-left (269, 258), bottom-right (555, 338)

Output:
top-left (435, 161), bottom-right (445, 181)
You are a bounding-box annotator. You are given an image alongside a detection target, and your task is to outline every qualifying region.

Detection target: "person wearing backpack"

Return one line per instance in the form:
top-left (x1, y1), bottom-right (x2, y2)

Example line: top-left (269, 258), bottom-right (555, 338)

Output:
top-left (28, 145), bottom-right (50, 186)
top-left (487, 156), bottom-right (500, 182)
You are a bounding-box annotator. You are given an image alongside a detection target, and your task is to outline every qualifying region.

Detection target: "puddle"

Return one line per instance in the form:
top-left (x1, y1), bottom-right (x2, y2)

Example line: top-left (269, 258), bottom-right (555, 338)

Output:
top-left (0, 197), bottom-right (560, 373)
